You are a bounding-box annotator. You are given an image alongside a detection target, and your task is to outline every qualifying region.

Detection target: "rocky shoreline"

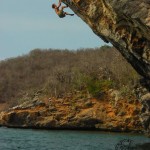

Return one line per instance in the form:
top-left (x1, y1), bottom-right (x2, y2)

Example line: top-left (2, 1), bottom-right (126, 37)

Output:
top-left (0, 92), bottom-right (143, 133)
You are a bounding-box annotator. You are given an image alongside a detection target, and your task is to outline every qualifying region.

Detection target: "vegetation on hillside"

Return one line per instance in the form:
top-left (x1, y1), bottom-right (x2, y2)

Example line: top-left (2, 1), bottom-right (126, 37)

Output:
top-left (0, 46), bottom-right (139, 106)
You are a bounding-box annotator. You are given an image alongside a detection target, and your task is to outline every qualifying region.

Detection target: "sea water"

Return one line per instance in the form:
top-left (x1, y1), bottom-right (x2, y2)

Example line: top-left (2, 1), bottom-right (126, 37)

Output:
top-left (0, 127), bottom-right (149, 150)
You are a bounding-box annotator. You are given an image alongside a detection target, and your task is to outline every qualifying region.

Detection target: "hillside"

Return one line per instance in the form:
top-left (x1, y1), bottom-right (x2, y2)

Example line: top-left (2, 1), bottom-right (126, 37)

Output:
top-left (0, 46), bottom-right (139, 109)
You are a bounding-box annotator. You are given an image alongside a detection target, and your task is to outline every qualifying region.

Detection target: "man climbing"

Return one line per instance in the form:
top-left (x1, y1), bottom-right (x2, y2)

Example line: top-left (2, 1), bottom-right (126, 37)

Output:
top-left (52, 0), bottom-right (74, 18)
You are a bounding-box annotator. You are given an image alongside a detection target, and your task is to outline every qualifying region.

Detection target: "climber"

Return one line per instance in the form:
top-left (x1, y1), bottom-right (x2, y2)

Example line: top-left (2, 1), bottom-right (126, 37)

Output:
top-left (52, 0), bottom-right (74, 18)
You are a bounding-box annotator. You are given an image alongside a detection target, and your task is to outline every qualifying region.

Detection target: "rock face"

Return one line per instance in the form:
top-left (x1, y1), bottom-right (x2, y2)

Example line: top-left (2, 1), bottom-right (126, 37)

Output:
top-left (0, 96), bottom-right (142, 132)
top-left (141, 93), bottom-right (150, 136)
top-left (63, 0), bottom-right (150, 80)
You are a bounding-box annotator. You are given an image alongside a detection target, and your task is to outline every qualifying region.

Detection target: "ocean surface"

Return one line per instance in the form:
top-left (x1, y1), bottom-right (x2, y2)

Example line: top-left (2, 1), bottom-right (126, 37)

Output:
top-left (0, 127), bottom-right (149, 150)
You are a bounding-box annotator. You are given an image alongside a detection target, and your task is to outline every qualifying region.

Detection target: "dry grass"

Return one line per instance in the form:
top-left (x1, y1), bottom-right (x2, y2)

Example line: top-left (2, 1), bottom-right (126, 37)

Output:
top-left (0, 46), bottom-right (139, 106)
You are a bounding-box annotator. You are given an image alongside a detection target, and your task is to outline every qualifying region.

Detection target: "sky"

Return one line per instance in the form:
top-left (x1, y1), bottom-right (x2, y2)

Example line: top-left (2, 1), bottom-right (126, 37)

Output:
top-left (0, 0), bottom-right (108, 60)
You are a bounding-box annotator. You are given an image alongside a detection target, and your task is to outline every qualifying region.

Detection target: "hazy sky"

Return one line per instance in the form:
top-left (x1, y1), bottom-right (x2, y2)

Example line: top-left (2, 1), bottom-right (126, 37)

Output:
top-left (0, 0), bottom-right (108, 60)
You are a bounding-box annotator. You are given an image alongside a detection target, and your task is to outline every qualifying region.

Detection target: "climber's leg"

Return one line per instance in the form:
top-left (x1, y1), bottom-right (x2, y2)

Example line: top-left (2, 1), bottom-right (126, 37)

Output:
top-left (64, 12), bottom-right (74, 16)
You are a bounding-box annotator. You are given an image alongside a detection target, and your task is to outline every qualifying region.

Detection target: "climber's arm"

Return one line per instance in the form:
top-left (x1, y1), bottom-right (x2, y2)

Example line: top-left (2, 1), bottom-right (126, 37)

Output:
top-left (57, 0), bottom-right (62, 8)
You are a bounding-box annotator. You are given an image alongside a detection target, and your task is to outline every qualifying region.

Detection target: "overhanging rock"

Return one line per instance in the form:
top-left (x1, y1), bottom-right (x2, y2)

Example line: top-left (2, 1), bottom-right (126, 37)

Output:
top-left (63, 0), bottom-right (150, 80)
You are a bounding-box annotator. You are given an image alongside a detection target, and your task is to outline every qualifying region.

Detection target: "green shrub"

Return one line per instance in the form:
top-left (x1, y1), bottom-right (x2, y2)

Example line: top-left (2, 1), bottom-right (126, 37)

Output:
top-left (86, 77), bottom-right (113, 98)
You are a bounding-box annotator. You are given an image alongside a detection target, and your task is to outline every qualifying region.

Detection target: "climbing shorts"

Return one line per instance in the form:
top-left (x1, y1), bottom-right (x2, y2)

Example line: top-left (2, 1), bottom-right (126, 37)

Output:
top-left (58, 9), bottom-right (65, 18)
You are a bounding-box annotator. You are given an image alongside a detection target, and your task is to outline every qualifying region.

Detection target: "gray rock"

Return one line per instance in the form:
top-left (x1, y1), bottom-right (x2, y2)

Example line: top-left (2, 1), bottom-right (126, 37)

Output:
top-left (140, 93), bottom-right (150, 136)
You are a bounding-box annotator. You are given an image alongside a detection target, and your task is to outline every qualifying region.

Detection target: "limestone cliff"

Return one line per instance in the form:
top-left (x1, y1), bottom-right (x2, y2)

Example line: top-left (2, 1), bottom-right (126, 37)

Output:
top-left (0, 94), bottom-right (142, 132)
top-left (63, 0), bottom-right (150, 80)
